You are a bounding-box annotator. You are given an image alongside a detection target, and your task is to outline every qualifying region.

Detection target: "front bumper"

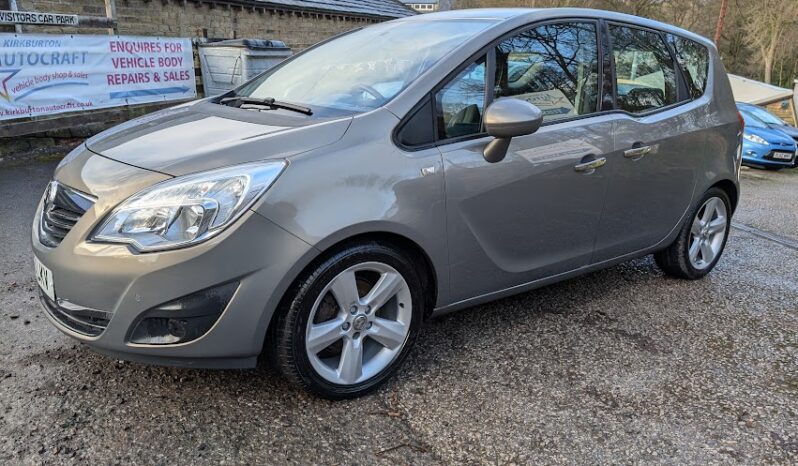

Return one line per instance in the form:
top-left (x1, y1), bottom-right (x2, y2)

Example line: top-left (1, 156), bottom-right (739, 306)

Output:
top-left (32, 193), bottom-right (314, 369)
top-left (741, 142), bottom-right (796, 168)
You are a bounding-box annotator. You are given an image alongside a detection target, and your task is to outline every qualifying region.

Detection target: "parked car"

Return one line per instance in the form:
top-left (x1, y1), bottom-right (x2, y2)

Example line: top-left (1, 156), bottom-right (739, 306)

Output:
top-left (32, 8), bottom-right (742, 399)
top-left (737, 102), bottom-right (798, 168)
top-left (737, 106), bottom-right (797, 170)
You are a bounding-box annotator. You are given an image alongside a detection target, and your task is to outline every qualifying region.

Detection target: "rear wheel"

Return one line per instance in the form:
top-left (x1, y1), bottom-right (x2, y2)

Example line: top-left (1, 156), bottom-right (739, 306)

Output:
top-left (269, 242), bottom-right (424, 399)
top-left (654, 188), bottom-right (731, 279)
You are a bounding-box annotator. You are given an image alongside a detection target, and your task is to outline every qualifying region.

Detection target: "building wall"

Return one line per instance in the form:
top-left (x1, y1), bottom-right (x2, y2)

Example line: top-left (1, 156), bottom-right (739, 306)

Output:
top-left (0, 0), bottom-right (390, 145)
top-left (3, 0), bottom-right (382, 50)
top-left (765, 101), bottom-right (796, 126)
top-left (406, 3), bottom-right (438, 13)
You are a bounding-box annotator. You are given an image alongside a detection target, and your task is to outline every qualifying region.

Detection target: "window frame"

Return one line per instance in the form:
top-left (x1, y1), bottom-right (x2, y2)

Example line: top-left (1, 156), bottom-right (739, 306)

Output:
top-left (426, 18), bottom-right (608, 148)
top-left (604, 20), bottom-right (692, 116)
top-left (665, 33), bottom-right (711, 101)
top-left (491, 20), bottom-right (606, 126)
top-left (432, 53), bottom-right (490, 144)
top-left (393, 17), bottom-right (707, 152)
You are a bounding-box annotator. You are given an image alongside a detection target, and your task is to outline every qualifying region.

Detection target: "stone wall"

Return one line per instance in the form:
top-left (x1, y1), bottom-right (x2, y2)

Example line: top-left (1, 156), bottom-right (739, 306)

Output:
top-left (0, 0), bottom-right (389, 151)
top-left (3, 0), bottom-right (380, 50)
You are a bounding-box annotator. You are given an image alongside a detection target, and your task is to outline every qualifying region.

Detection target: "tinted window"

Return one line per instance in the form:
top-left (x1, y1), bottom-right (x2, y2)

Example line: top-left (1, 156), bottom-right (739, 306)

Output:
top-left (668, 35), bottom-right (709, 99)
top-left (396, 98), bottom-right (435, 147)
top-left (435, 56), bottom-right (487, 140)
top-left (494, 22), bottom-right (599, 122)
top-left (610, 25), bottom-right (678, 113)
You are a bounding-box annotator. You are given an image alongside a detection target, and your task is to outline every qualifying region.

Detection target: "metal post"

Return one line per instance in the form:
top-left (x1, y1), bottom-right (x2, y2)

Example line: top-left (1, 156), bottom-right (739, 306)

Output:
top-left (792, 80), bottom-right (798, 127)
top-left (8, 0), bottom-right (22, 33)
top-left (104, 0), bottom-right (117, 35)
top-left (713, 0), bottom-right (729, 46)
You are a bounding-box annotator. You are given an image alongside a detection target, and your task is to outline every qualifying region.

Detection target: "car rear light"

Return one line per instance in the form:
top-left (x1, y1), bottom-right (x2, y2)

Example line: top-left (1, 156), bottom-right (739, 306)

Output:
top-left (737, 111), bottom-right (745, 132)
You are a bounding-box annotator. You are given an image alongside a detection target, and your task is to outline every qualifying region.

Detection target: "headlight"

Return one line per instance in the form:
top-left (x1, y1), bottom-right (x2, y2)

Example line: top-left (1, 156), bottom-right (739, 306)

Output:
top-left (91, 161), bottom-right (286, 252)
top-left (743, 133), bottom-right (769, 145)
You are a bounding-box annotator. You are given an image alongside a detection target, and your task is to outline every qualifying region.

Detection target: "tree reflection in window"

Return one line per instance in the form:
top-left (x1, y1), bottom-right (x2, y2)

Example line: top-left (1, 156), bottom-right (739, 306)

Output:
top-left (610, 25), bottom-right (678, 113)
top-left (494, 22), bottom-right (599, 122)
top-left (668, 35), bottom-right (709, 100)
top-left (436, 56), bottom-right (487, 139)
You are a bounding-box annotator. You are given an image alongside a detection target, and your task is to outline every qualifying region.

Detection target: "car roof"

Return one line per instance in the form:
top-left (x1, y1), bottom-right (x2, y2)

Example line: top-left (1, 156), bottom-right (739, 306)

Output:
top-left (396, 8), bottom-right (713, 47)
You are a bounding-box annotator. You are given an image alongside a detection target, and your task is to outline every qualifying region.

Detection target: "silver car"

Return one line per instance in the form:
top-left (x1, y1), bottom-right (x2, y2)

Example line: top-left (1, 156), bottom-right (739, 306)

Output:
top-left (32, 8), bottom-right (742, 398)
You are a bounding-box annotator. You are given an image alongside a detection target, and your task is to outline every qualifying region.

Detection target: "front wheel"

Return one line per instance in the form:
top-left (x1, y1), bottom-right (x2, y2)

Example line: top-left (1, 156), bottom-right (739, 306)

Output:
top-left (654, 188), bottom-right (731, 279)
top-left (269, 242), bottom-right (424, 399)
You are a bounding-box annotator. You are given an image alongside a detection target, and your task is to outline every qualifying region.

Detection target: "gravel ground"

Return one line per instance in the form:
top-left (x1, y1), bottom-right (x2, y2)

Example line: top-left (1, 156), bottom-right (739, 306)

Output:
top-left (734, 166), bottom-right (798, 240)
top-left (1, 161), bottom-right (796, 465)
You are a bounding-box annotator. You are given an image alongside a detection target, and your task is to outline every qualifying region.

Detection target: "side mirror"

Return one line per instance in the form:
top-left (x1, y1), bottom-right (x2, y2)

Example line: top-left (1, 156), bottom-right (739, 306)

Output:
top-left (483, 99), bottom-right (543, 163)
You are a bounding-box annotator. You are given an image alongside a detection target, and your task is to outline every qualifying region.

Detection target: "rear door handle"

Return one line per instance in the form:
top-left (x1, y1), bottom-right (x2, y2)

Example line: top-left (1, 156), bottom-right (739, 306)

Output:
top-left (574, 157), bottom-right (607, 173)
top-left (624, 145), bottom-right (654, 159)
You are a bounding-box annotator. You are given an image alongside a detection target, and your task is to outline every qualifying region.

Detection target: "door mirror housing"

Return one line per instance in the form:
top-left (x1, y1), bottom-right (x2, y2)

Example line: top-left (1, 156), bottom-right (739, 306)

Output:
top-left (482, 99), bottom-right (543, 163)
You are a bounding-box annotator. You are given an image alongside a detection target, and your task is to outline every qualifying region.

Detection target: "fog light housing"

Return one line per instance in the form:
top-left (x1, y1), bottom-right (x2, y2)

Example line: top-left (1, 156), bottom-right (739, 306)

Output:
top-left (128, 281), bottom-right (238, 345)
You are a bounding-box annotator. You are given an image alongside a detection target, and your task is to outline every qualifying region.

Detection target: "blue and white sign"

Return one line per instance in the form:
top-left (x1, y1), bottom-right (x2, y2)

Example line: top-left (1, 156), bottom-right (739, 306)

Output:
top-left (0, 34), bottom-right (196, 121)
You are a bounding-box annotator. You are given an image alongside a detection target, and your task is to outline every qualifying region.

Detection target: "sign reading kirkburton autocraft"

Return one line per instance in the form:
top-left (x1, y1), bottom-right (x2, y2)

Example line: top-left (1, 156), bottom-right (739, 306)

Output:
top-left (0, 10), bottom-right (79, 26)
top-left (0, 34), bottom-right (197, 121)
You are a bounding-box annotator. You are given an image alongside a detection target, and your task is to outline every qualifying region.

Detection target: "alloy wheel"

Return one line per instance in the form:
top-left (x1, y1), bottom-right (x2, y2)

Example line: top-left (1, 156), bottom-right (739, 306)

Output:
top-left (688, 196), bottom-right (728, 270)
top-left (305, 262), bottom-right (412, 385)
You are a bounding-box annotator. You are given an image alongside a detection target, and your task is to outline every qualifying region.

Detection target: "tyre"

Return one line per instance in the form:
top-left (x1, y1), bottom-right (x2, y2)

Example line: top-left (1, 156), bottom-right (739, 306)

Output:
top-left (654, 187), bottom-right (731, 280)
top-left (269, 242), bottom-right (424, 399)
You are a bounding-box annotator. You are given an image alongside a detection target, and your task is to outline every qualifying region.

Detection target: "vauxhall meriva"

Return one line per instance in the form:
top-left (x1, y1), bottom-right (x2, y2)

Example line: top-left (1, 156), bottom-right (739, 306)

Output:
top-left (33, 9), bottom-right (742, 398)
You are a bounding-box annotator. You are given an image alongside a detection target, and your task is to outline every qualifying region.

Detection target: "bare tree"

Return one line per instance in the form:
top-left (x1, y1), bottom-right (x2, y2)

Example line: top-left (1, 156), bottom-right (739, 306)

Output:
top-left (454, 0), bottom-right (798, 86)
top-left (744, 0), bottom-right (798, 83)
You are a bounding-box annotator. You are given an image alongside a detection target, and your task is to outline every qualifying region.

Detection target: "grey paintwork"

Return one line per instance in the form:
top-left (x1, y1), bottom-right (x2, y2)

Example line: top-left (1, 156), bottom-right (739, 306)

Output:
top-left (32, 8), bottom-right (740, 368)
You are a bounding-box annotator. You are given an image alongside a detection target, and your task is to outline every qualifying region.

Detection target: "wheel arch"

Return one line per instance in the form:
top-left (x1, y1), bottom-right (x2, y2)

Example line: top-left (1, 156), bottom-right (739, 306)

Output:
top-left (710, 178), bottom-right (739, 213)
top-left (260, 226), bottom-right (441, 357)
top-left (315, 230), bottom-right (439, 320)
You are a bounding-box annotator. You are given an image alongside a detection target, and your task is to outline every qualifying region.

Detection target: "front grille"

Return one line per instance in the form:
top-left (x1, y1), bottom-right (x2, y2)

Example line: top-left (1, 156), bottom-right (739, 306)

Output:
top-left (40, 291), bottom-right (111, 337)
top-left (39, 181), bottom-right (95, 248)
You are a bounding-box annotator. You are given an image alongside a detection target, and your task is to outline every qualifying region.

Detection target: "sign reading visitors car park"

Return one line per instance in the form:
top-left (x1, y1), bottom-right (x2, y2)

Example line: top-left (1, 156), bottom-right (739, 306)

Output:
top-left (0, 34), bottom-right (196, 121)
top-left (0, 10), bottom-right (79, 27)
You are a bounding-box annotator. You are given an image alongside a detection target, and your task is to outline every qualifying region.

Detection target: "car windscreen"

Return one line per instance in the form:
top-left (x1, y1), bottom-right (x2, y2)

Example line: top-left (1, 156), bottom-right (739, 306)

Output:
top-left (234, 20), bottom-right (495, 117)
top-left (746, 106), bottom-right (787, 126)
top-left (740, 109), bottom-right (767, 129)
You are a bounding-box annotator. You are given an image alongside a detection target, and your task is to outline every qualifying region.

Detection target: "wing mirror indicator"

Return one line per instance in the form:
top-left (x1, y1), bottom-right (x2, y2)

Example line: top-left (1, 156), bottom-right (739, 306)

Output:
top-left (482, 99), bottom-right (543, 163)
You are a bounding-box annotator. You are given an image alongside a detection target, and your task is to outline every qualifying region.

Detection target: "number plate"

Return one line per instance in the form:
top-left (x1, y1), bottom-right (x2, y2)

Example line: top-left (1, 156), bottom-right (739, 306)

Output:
top-left (772, 151), bottom-right (793, 160)
top-left (34, 256), bottom-right (55, 301)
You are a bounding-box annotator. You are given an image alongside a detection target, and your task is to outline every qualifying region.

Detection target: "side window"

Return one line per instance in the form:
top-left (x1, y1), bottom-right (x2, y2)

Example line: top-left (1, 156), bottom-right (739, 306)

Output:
top-left (667, 35), bottom-right (709, 99)
top-left (493, 22), bottom-right (599, 122)
top-left (435, 56), bottom-right (487, 140)
top-left (609, 25), bottom-right (678, 113)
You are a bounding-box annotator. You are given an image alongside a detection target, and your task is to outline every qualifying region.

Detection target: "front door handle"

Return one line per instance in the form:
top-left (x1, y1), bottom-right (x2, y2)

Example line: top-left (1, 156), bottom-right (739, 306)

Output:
top-left (624, 145), bottom-right (654, 159)
top-left (574, 157), bottom-right (607, 173)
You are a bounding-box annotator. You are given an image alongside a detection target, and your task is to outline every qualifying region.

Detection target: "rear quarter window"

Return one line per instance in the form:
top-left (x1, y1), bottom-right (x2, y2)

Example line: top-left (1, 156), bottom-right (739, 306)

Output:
top-left (667, 35), bottom-right (710, 99)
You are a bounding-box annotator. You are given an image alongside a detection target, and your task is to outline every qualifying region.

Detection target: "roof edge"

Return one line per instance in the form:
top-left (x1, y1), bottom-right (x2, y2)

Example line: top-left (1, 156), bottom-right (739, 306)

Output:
top-left (189, 0), bottom-right (416, 20)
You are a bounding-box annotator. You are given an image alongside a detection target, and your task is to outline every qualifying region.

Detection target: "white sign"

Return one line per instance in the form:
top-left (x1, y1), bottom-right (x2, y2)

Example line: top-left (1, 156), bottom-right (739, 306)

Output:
top-left (0, 34), bottom-right (197, 121)
top-left (0, 10), bottom-right (79, 26)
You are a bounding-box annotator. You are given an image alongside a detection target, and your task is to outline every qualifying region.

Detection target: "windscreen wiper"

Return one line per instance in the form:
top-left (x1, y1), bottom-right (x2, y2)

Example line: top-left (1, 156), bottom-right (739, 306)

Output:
top-left (219, 96), bottom-right (313, 116)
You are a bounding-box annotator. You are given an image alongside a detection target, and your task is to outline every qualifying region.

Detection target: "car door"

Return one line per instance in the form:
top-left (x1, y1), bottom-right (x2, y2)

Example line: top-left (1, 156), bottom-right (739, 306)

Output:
top-left (592, 23), bottom-right (698, 262)
top-left (438, 21), bottom-right (614, 303)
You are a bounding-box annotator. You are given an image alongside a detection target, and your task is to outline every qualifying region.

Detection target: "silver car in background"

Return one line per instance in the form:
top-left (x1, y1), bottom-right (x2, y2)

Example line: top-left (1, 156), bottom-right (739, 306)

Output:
top-left (32, 8), bottom-right (742, 399)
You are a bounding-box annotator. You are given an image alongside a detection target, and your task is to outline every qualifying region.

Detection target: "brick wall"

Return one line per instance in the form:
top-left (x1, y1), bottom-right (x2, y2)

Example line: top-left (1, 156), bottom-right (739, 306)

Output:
top-left (4, 0), bottom-right (381, 50)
